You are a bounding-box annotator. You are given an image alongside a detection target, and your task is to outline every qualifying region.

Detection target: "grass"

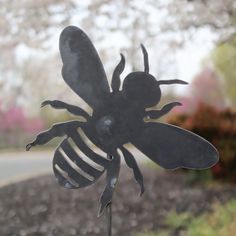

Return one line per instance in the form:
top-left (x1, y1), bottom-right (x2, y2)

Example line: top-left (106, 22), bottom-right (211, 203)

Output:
top-left (186, 200), bottom-right (236, 236)
top-left (137, 199), bottom-right (236, 236)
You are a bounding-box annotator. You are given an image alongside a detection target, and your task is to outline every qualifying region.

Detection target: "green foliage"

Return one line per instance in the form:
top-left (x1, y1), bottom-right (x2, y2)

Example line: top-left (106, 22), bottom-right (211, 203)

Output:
top-left (137, 231), bottom-right (169, 236)
top-left (186, 169), bottom-right (213, 183)
top-left (137, 199), bottom-right (236, 236)
top-left (165, 211), bottom-right (191, 229)
top-left (186, 200), bottom-right (236, 236)
top-left (137, 232), bottom-right (157, 236)
top-left (212, 39), bottom-right (236, 107)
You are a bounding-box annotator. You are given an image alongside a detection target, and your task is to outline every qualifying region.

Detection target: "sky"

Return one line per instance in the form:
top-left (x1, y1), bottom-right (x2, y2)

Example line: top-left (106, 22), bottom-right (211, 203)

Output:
top-left (176, 28), bottom-right (216, 85)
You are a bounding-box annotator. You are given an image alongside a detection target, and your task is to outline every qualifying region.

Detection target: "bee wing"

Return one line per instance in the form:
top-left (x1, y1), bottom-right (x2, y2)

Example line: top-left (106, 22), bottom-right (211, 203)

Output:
top-left (59, 26), bottom-right (110, 109)
top-left (131, 122), bottom-right (219, 170)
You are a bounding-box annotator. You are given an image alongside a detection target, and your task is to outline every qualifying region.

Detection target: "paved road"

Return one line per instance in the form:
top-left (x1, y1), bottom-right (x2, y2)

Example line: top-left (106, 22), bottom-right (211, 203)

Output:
top-left (0, 150), bottom-right (53, 187)
top-left (0, 147), bottom-right (147, 187)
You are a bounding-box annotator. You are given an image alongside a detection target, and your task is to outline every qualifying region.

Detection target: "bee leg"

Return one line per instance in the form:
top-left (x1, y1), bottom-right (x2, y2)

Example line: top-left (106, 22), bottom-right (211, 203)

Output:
top-left (145, 102), bottom-right (182, 120)
top-left (26, 120), bottom-right (81, 151)
top-left (120, 146), bottom-right (144, 196)
top-left (98, 152), bottom-right (121, 217)
top-left (41, 100), bottom-right (90, 120)
top-left (158, 79), bottom-right (188, 85)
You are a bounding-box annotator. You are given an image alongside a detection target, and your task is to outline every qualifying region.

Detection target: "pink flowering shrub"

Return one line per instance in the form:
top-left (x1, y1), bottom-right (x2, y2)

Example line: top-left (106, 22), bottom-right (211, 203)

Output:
top-left (0, 103), bottom-right (44, 149)
top-left (166, 68), bottom-right (236, 182)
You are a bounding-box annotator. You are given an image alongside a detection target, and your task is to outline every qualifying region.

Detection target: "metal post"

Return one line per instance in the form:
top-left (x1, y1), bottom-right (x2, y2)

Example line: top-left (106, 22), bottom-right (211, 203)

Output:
top-left (107, 154), bottom-right (113, 236)
top-left (106, 203), bottom-right (112, 236)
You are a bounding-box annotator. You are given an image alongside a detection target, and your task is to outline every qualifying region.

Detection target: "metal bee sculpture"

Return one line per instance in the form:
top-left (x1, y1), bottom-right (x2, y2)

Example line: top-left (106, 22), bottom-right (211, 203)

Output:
top-left (26, 26), bottom-right (218, 221)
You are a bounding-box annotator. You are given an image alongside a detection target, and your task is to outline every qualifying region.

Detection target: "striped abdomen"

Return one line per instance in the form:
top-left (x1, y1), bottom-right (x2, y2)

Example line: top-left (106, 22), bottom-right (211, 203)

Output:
top-left (53, 129), bottom-right (110, 189)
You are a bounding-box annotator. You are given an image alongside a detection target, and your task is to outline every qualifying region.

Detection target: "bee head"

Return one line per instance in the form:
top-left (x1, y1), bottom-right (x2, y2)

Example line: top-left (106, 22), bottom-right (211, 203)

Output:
top-left (122, 44), bottom-right (161, 108)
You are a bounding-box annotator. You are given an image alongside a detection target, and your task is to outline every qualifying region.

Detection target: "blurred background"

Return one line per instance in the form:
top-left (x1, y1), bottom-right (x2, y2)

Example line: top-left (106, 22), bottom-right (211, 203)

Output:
top-left (0, 0), bottom-right (236, 235)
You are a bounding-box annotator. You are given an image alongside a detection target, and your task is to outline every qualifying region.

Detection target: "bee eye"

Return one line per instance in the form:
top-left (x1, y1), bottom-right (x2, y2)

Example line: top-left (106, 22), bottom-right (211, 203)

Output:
top-left (122, 72), bottom-right (161, 108)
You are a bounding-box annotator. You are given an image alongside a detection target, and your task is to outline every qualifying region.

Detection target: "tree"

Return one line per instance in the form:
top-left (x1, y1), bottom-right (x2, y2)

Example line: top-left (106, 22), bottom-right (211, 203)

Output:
top-left (0, 0), bottom-right (178, 112)
top-left (211, 38), bottom-right (236, 107)
top-left (0, 0), bottom-right (75, 110)
top-left (189, 67), bottom-right (226, 110)
top-left (0, 0), bottom-right (74, 69)
top-left (161, 0), bottom-right (236, 108)
top-left (162, 0), bottom-right (236, 43)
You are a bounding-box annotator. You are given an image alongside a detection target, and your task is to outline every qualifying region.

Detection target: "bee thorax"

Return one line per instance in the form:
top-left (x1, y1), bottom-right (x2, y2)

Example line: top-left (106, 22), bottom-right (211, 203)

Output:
top-left (96, 115), bottom-right (115, 136)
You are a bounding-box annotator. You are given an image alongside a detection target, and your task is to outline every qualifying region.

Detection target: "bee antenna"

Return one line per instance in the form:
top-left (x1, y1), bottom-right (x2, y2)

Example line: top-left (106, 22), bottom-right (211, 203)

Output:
top-left (141, 44), bottom-right (149, 74)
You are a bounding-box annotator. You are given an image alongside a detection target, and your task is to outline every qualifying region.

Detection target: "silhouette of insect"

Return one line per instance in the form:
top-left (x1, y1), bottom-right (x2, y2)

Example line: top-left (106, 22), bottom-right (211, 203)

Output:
top-left (26, 26), bottom-right (219, 216)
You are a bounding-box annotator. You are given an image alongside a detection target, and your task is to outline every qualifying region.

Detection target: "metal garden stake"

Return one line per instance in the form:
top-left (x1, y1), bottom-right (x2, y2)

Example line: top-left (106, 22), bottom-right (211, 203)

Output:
top-left (26, 26), bottom-right (219, 236)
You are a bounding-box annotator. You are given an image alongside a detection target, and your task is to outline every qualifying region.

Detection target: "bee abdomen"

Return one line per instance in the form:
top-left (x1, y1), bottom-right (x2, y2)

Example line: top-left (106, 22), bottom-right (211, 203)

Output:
top-left (53, 131), bottom-right (109, 189)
